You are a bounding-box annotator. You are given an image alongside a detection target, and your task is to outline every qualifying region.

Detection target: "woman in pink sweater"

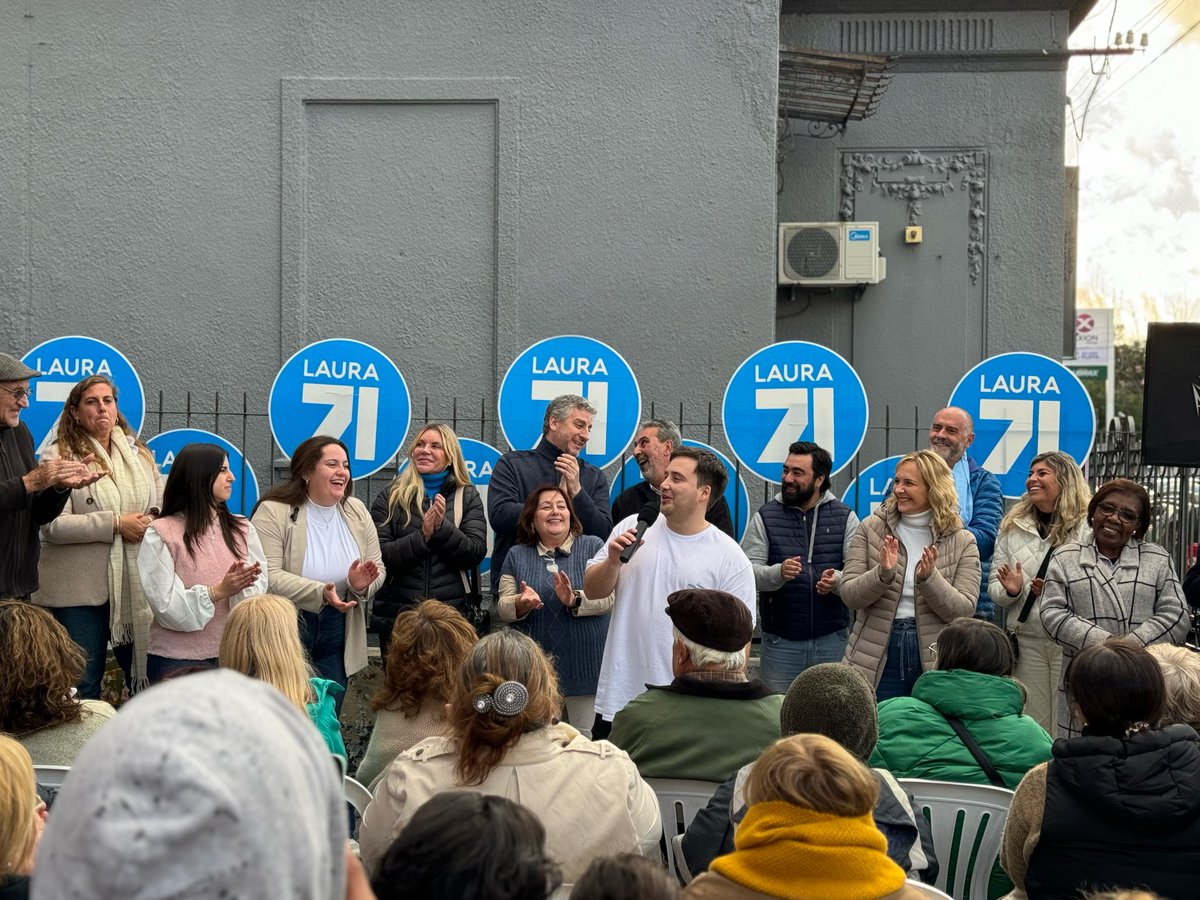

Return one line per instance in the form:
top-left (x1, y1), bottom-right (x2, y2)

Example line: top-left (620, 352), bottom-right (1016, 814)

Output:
top-left (137, 443), bottom-right (268, 682)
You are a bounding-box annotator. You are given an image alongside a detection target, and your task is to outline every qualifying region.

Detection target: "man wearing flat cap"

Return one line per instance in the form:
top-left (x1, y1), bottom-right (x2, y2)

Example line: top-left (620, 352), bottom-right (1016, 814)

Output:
top-left (0, 352), bottom-right (103, 600)
top-left (608, 588), bottom-right (782, 783)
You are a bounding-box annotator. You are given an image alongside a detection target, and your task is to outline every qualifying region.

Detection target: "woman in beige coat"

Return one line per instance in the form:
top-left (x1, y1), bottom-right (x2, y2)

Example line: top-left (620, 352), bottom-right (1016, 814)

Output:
top-left (987, 451), bottom-right (1091, 732)
top-left (251, 435), bottom-right (384, 713)
top-left (359, 630), bottom-right (661, 887)
top-left (35, 375), bottom-right (164, 696)
top-left (840, 450), bottom-right (980, 700)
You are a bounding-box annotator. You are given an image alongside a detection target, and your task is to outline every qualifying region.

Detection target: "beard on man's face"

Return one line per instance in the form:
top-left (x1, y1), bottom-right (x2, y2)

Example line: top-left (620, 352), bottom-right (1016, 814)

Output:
top-left (781, 481), bottom-right (815, 507)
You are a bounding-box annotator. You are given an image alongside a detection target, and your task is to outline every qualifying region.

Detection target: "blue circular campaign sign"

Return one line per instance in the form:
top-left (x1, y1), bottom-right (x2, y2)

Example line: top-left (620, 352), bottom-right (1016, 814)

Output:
top-left (269, 339), bottom-right (410, 479)
top-left (607, 439), bottom-right (752, 541)
top-left (948, 352), bottom-right (1096, 499)
top-left (21, 336), bottom-right (145, 458)
top-left (722, 341), bottom-right (869, 482)
top-left (841, 456), bottom-right (903, 521)
top-left (497, 335), bottom-right (641, 470)
top-left (146, 429), bottom-right (260, 517)
top-left (460, 438), bottom-right (502, 575)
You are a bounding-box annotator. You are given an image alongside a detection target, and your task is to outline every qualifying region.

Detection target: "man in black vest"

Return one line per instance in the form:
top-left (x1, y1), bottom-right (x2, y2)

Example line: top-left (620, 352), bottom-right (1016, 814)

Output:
top-left (742, 441), bottom-right (859, 693)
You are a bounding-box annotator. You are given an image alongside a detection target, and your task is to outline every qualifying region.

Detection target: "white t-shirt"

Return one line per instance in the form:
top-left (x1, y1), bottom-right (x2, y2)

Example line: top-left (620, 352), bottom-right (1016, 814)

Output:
top-left (301, 500), bottom-right (360, 596)
top-left (587, 515), bottom-right (757, 721)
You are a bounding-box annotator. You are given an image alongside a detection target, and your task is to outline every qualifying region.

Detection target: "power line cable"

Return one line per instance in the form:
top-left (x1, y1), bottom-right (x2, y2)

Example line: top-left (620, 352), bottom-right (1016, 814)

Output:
top-left (1089, 15), bottom-right (1200, 112)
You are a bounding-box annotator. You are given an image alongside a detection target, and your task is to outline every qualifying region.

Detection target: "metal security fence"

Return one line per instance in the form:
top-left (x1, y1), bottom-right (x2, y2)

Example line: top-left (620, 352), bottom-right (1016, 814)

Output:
top-left (141, 394), bottom-right (1199, 574)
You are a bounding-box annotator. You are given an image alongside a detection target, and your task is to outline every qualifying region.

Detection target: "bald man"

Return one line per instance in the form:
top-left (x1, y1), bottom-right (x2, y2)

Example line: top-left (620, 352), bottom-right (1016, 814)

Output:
top-left (927, 407), bottom-right (1002, 619)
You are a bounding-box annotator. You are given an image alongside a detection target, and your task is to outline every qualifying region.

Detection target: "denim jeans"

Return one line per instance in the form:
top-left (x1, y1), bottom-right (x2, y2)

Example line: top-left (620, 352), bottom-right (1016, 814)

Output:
top-left (147, 654), bottom-right (218, 683)
top-left (875, 617), bottom-right (922, 701)
top-left (758, 628), bottom-right (850, 693)
top-left (300, 606), bottom-right (348, 714)
top-left (49, 604), bottom-right (134, 699)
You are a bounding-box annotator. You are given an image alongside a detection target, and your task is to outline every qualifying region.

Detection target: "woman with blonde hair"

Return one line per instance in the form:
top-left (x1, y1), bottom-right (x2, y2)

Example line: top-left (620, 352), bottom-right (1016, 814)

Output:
top-left (1148, 643), bottom-right (1200, 730)
top-left (370, 423), bottom-right (487, 661)
top-left (0, 736), bottom-right (44, 900)
top-left (35, 374), bottom-right (164, 696)
top-left (988, 451), bottom-right (1091, 731)
top-left (840, 449), bottom-right (981, 700)
top-left (684, 734), bottom-right (924, 899)
top-left (219, 594), bottom-right (346, 760)
top-left (359, 630), bottom-right (660, 886)
top-left (0, 601), bottom-right (115, 766)
top-left (355, 600), bottom-right (477, 787)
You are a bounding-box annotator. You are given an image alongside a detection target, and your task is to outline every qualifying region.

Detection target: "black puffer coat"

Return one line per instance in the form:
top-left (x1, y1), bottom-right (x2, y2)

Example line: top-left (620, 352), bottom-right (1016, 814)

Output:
top-left (369, 477), bottom-right (487, 633)
top-left (1026, 723), bottom-right (1200, 899)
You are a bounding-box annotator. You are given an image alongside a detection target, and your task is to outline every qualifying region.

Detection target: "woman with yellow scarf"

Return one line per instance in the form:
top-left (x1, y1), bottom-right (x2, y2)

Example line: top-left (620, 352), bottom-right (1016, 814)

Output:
top-left (685, 734), bottom-right (924, 900)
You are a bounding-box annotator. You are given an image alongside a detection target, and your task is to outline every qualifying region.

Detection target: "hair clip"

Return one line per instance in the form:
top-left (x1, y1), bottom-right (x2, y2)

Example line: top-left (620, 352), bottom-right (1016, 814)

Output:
top-left (472, 680), bottom-right (529, 717)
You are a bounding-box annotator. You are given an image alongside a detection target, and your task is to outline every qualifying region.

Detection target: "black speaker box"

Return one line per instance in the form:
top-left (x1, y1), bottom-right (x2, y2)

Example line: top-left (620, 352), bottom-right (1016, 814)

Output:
top-left (1142, 322), bottom-right (1200, 466)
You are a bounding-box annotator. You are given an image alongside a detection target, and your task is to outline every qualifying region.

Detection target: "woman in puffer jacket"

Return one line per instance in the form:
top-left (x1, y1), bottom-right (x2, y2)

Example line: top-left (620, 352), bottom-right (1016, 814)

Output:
top-left (988, 452), bottom-right (1091, 732)
top-left (840, 450), bottom-right (980, 700)
top-left (371, 423), bottom-right (487, 662)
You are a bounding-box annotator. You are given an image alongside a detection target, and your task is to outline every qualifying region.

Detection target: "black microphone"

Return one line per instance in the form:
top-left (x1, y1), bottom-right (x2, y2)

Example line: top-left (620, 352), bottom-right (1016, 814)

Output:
top-left (619, 503), bottom-right (660, 564)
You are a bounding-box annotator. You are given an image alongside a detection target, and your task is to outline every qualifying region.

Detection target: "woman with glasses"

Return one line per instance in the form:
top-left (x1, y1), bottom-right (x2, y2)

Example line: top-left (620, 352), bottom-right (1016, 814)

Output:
top-left (497, 484), bottom-right (613, 738)
top-left (1041, 477), bottom-right (1188, 737)
top-left (371, 423), bottom-right (487, 662)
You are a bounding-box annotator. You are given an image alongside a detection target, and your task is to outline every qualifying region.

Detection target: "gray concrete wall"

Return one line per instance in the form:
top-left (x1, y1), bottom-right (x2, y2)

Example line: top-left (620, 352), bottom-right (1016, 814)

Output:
top-left (0, 1), bottom-right (779, 467)
top-left (777, 6), bottom-right (1071, 466)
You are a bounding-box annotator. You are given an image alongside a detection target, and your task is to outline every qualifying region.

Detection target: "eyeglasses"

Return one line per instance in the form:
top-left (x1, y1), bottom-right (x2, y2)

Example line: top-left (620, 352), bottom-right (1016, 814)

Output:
top-left (541, 552), bottom-right (559, 576)
top-left (927, 642), bottom-right (938, 660)
top-left (1096, 501), bottom-right (1139, 525)
top-left (0, 385), bottom-right (31, 401)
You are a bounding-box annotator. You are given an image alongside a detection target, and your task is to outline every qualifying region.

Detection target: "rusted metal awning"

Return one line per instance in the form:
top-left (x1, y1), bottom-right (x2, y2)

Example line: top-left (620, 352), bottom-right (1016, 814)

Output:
top-left (779, 47), bottom-right (895, 133)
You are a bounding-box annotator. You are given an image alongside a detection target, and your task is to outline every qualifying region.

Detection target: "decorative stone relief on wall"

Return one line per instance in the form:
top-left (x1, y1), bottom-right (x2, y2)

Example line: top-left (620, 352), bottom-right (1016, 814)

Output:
top-left (840, 150), bottom-right (987, 285)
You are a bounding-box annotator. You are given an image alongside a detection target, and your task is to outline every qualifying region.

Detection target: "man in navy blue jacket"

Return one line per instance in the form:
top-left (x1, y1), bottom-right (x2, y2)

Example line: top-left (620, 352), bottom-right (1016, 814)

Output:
top-left (928, 407), bottom-right (1003, 619)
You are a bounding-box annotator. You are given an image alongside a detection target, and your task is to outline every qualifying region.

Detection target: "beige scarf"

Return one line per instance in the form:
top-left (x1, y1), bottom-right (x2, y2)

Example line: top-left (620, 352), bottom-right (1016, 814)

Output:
top-left (87, 427), bottom-right (154, 690)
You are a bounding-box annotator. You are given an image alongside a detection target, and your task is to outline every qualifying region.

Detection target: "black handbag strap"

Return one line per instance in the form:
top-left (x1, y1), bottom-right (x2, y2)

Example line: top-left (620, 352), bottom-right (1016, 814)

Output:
top-left (942, 714), bottom-right (1007, 788)
top-left (1015, 547), bottom-right (1057, 625)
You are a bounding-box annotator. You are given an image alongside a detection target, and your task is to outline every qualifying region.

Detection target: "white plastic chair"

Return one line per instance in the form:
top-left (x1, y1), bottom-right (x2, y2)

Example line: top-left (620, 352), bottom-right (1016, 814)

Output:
top-left (343, 775), bottom-right (373, 838)
top-left (33, 765), bottom-right (70, 787)
top-left (905, 879), bottom-right (956, 899)
top-left (644, 778), bottom-right (719, 880)
top-left (898, 778), bottom-right (1014, 900)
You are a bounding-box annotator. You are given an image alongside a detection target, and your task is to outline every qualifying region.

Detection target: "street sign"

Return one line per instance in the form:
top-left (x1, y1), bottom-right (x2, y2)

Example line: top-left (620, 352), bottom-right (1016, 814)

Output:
top-left (949, 352), bottom-right (1096, 498)
top-left (145, 428), bottom-right (260, 517)
top-left (497, 335), bottom-right (641, 469)
top-left (21, 336), bottom-right (145, 457)
top-left (269, 339), bottom-right (410, 479)
top-left (841, 455), bottom-right (903, 521)
top-left (607, 438), bottom-right (752, 540)
top-left (722, 341), bottom-right (869, 481)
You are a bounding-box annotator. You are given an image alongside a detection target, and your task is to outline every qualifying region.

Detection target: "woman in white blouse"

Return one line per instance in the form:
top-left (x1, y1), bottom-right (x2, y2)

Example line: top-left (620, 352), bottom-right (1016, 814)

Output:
top-left (137, 443), bottom-right (268, 683)
top-left (251, 436), bottom-right (384, 712)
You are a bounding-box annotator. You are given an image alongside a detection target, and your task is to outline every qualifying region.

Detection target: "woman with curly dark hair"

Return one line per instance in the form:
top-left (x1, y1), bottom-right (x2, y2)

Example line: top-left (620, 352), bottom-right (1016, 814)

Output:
top-left (355, 600), bottom-right (477, 788)
top-left (0, 600), bottom-right (115, 765)
top-left (359, 630), bottom-right (660, 886)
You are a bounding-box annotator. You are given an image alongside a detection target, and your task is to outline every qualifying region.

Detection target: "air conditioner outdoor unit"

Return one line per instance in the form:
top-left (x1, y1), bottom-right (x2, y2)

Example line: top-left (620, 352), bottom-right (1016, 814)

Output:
top-left (778, 221), bottom-right (887, 286)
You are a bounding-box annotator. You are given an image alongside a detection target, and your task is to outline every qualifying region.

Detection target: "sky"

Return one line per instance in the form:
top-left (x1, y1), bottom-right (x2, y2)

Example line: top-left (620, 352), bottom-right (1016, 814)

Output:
top-left (1067, 0), bottom-right (1200, 338)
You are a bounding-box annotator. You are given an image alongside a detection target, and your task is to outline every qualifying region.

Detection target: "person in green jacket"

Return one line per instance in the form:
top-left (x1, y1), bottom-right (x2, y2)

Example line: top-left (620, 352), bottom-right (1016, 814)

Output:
top-left (219, 594), bottom-right (347, 763)
top-left (871, 616), bottom-right (1051, 900)
top-left (609, 588), bottom-right (782, 783)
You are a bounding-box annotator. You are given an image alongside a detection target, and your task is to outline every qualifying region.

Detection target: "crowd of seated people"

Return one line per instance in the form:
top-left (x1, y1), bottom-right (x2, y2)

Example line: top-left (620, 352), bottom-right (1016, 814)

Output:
top-left (6, 369), bottom-right (1200, 899)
